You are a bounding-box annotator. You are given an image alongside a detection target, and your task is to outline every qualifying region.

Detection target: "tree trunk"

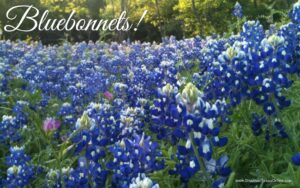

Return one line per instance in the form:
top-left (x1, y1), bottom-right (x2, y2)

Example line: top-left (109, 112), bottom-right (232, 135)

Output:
top-left (121, 0), bottom-right (125, 11)
top-left (253, 0), bottom-right (258, 8)
top-left (119, 0), bottom-right (126, 41)
top-left (155, 0), bottom-right (164, 37)
top-left (191, 0), bottom-right (202, 35)
top-left (111, 0), bottom-right (115, 17)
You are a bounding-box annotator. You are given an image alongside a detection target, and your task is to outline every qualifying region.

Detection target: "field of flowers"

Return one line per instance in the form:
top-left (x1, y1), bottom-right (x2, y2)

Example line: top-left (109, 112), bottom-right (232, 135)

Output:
top-left (1, 2), bottom-right (300, 188)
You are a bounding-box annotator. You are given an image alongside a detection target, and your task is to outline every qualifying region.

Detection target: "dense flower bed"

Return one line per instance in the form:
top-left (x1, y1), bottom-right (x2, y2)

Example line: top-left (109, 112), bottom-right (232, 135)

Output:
top-left (1, 2), bottom-right (300, 188)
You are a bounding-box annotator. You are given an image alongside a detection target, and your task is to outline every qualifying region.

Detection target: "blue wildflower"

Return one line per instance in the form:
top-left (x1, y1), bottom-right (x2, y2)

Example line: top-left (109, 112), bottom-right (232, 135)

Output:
top-left (4, 146), bottom-right (35, 187)
top-left (129, 174), bottom-right (159, 188)
top-left (0, 115), bottom-right (21, 143)
top-left (292, 153), bottom-right (300, 165)
top-left (290, 1), bottom-right (300, 24)
top-left (233, 2), bottom-right (243, 18)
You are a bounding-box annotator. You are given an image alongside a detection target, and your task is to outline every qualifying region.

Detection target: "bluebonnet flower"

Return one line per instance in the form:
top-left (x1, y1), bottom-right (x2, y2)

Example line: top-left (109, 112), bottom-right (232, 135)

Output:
top-left (4, 146), bottom-right (35, 187)
top-left (57, 102), bottom-right (77, 126)
top-left (85, 102), bottom-right (122, 146)
top-left (0, 71), bottom-right (7, 91)
top-left (241, 21), bottom-right (265, 46)
top-left (152, 83), bottom-right (229, 185)
top-left (57, 102), bottom-right (76, 116)
top-left (6, 146), bottom-right (31, 166)
top-left (206, 156), bottom-right (231, 188)
top-left (12, 101), bottom-right (29, 125)
top-left (62, 165), bottom-right (89, 187)
top-left (292, 153), bottom-right (300, 165)
top-left (179, 84), bottom-right (229, 182)
top-left (70, 111), bottom-right (98, 153)
top-left (251, 113), bottom-right (267, 136)
top-left (107, 133), bottom-right (164, 187)
top-left (213, 177), bottom-right (227, 188)
top-left (0, 115), bottom-right (21, 143)
top-left (290, 1), bottom-right (300, 24)
top-left (120, 106), bottom-right (145, 136)
top-left (263, 102), bottom-right (276, 115)
top-left (5, 165), bottom-right (34, 188)
top-left (88, 161), bottom-right (108, 187)
top-left (201, 25), bottom-right (295, 140)
top-left (233, 2), bottom-right (243, 18)
top-left (129, 174), bottom-right (159, 188)
top-left (274, 120), bottom-right (288, 138)
top-left (150, 84), bottom-right (186, 143)
top-left (169, 139), bottom-right (200, 182)
top-left (40, 94), bottom-right (50, 107)
top-left (251, 113), bottom-right (288, 140)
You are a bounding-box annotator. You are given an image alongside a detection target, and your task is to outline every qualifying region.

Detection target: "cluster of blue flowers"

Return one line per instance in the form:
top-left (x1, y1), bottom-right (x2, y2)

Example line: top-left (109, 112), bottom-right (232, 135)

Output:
top-left (0, 1), bottom-right (300, 187)
top-left (291, 2), bottom-right (300, 167)
top-left (2, 146), bottom-right (35, 187)
top-left (150, 82), bottom-right (230, 186)
top-left (0, 101), bottom-right (29, 143)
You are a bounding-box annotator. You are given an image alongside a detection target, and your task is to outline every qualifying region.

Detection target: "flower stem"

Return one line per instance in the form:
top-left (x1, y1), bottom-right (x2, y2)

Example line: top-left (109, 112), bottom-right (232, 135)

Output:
top-left (188, 132), bottom-right (211, 184)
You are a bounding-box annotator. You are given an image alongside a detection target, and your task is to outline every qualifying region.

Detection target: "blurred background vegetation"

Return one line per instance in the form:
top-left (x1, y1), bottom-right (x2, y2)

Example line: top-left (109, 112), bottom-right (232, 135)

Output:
top-left (0, 0), bottom-right (297, 44)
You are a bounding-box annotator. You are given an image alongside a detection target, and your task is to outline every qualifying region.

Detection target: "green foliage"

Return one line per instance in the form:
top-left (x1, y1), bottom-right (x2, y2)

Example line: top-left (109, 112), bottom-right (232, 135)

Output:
top-left (174, 0), bottom-right (233, 36)
top-left (40, 0), bottom-right (89, 15)
top-left (0, 0), bottom-right (297, 43)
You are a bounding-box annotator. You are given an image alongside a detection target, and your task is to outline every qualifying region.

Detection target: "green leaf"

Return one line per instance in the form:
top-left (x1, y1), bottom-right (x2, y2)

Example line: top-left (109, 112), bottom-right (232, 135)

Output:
top-left (168, 146), bottom-right (173, 158)
top-left (225, 172), bottom-right (235, 188)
